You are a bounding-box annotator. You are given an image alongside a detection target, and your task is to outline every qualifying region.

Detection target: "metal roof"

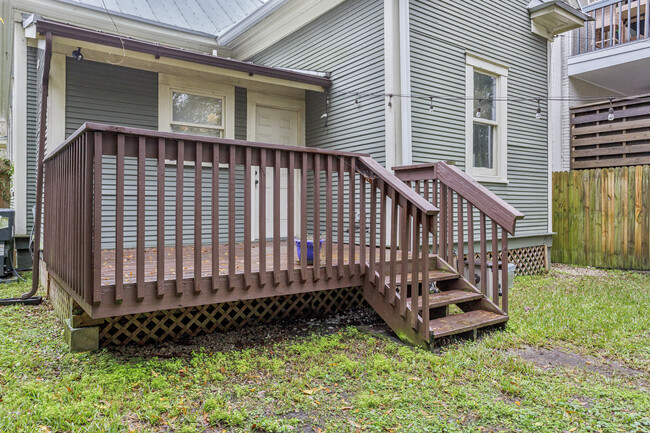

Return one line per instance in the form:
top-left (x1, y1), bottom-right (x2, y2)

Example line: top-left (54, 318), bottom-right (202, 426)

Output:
top-left (52, 0), bottom-right (264, 37)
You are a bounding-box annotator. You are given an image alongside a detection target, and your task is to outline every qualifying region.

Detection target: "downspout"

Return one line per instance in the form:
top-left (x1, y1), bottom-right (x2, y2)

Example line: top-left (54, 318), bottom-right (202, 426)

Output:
top-left (23, 31), bottom-right (52, 299)
top-left (399, 0), bottom-right (412, 166)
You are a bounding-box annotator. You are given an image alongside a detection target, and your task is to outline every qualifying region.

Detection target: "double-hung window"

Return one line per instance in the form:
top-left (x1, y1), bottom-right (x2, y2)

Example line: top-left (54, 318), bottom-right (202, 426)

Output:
top-left (465, 55), bottom-right (508, 183)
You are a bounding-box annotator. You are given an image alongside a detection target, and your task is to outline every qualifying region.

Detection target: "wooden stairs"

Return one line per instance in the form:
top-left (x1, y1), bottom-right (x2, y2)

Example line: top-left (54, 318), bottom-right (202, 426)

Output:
top-left (363, 255), bottom-right (508, 348)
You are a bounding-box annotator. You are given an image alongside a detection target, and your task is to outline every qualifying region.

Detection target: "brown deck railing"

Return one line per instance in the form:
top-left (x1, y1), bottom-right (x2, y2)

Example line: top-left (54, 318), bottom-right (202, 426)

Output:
top-left (394, 162), bottom-right (524, 313)
top-left (44, 124), bottom-right (438, 330)
top-left (572, 0), bottom-right (649, 55)
top-left (571, 94), bottom-right (650, 169)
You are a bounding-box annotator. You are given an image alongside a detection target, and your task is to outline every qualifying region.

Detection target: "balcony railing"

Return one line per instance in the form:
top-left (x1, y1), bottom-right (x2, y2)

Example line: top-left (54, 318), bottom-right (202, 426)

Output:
top-left (572, 0), bottom-right (648, 55)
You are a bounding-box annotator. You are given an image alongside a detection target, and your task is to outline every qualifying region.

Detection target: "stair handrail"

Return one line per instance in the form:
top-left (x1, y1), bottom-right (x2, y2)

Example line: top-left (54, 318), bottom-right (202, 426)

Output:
top-left (393, 161), bottom-right (524, 314)
top-left (393, 162), bottom-right (523, 234)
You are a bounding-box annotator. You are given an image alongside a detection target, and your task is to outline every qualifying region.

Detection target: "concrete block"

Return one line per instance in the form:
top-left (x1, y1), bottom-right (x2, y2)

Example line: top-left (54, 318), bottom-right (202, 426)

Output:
top-left (63, 318), bottom-right (99, 352)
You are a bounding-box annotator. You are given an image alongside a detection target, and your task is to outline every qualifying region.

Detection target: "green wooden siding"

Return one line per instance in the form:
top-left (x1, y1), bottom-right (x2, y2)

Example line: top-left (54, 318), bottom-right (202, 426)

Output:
top-left (25, 47), bottom-right (39, 232)
top-left (409, 0), bottom-right (549, 239)
top-left (249, 0), bottom-right (385, 162)
top-left (64, 59), bottom-right (248, 249)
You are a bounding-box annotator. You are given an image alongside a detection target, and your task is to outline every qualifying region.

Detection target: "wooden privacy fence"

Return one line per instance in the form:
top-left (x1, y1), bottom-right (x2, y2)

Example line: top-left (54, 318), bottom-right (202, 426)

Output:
top-left (571, 94), bottom-right (650, 170)
top-left (552, 166), bottom-right (650, 270)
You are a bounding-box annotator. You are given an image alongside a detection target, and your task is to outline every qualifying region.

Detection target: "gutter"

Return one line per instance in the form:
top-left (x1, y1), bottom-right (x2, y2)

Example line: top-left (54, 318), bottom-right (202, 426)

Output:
top-left (25, 31), bottom-right (52, 299)
top-left (399, 0), bottom-right (412, 166)
top-left (33, 18), bottom-right (331, 89)
top-left (218, 0), bottom-right (290, 46)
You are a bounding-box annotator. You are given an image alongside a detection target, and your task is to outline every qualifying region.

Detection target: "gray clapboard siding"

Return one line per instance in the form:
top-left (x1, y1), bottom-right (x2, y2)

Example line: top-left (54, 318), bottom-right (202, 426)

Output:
top-left (250, 0), bottom-right (384, 243)
top-left (235, 87), bottom-right (247, 140)
top-left (409, 0), bottom-right (549, 239)
top-left (25, 47), bottom-right (39, 232)
top-left (64, 59), bottom-right (249, 249)
top-left (249, 0), bottom-right (385, 162)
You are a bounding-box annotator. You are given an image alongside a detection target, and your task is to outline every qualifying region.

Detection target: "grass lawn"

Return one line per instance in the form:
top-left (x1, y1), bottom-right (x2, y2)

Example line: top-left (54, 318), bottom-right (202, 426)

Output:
top-left (0, 266), bottom-right (648, 432)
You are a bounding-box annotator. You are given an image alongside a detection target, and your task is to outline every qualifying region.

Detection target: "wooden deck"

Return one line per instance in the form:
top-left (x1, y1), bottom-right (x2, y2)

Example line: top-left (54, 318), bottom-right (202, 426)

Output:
top-left (100, 241), bottom-right (402, 287)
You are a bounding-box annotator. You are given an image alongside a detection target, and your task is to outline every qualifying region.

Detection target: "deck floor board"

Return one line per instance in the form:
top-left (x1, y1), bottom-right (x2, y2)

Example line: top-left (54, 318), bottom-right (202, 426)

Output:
top-left (101, 241), bottom-right (403, 287)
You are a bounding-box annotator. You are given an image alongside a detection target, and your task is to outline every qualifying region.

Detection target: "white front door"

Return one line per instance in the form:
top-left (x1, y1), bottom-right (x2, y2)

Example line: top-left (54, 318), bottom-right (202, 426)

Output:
top-left (253, 106), bottom-right (301, 240)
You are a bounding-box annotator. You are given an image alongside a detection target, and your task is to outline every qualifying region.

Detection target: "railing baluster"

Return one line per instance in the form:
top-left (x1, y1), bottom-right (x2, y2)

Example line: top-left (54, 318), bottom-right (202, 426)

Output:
top-left (359, 169), bottom-right (366, 270)
top-left (410, 204), bottom-right (420, 330)
top-left (337, 157), bottom-right (345, 279)
top-left (244, 146), bottom-right (252, 289)
top-left (287, 151), bottom-right (295, 284)
top-left (313, 154), bottom-right (321, 281)
top-left (115, 134), bottom-right (125, 302)
top-left (326, 155), bottom-right (333, 280)
top-left (501, 230), bottom-right (509, 314)
top-left (300, 153), bottom-right (308, 282)
top-left (137, 136), bottom-right (146, 301)
top-left (84, 133), bottom-right (93, 303)
top-left (378, 181), bottom-right (387, 294)
top-left (467, 203), bottom-right (475, 285)
top-left (349, 158), bottom-right (356, 275)
top-left (399, 200), bottom-right (409, 318)
top-left (421, 212), bottom-right (430, 340)
top-left (194, 142), bottom-right (203, 294)
top-left (228, 145), bottom-right (236, 289)
top-left (369, 179), bottom-right (377, 284)
top-left (273, 149), bottom-right (281, 285)
top-left (259, 149), bottom-right (266, 287)
top-left (492, 220), bottom-right (499, 306)
top-left (92, 132), bottom-right (102, 305)
top-left (212, 143), bottom-right (220, 292)
top-left (439, 185), bottom-right (447, 261)
top-left (157, 138), bottom-right (166, 297)
top-left (479, 211), bottom-right (487, 296)
top-left (389, 187), bottom-right (398, 306)
top-left (176, 140), bottom-right (185, 295)
top-left (447, 188), bottom-right (454, 267)
top-left (457, 196), bottom-right (464, 278)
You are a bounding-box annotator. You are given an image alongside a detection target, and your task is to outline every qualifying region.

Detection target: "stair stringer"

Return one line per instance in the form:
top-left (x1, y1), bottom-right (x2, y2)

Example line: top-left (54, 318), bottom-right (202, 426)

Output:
top-left (361, 268), bottom-right (429, 349)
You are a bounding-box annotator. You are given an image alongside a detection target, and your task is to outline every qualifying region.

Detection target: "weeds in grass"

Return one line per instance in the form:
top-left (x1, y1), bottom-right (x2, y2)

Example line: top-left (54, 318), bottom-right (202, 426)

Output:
top-left (0, 268), bottom-right (648, 432)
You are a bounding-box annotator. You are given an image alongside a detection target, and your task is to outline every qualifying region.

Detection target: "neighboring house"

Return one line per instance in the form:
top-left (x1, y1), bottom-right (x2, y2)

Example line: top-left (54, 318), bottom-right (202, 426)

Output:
top-left (550, 0), bottom-right (650, 171)
top-left (1, 0), bottom-right (588, 348)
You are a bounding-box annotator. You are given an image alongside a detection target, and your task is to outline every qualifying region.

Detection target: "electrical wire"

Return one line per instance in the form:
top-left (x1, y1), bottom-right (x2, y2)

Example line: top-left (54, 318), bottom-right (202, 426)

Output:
top-left (100, 0), bottom-right (126, 65)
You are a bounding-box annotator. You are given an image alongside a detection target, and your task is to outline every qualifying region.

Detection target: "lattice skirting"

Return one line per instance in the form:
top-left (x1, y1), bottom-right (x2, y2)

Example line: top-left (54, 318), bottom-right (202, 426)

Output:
top-left (508, 245), bottom-right (548, 276)
top-left (98, 287), bottom-right (366, 347)
top-left (478, 244), bottom-right (548, 277)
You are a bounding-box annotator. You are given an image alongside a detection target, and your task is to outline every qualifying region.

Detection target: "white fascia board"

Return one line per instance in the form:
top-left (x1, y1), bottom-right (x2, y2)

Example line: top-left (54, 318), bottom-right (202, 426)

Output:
top-left (218, 0), bottom-right (290, 45)
top-left (221, 0), bottom-right (347, 60)
top-left (11, 0), bottom-right (220, 53)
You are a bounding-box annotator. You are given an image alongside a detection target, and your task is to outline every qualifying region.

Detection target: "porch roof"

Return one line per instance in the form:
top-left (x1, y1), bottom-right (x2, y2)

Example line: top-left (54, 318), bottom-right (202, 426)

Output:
top-left (33, 18), bottom-right (332, 90)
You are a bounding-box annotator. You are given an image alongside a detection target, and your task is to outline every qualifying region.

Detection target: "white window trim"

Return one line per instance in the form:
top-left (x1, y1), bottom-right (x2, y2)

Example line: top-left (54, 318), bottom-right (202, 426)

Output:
top-left (159, 73), bottom-right (235, 139)
top-left (465, 54), bottom-right (509, 184)
top-left (159, 74), bottom-right (235, 167)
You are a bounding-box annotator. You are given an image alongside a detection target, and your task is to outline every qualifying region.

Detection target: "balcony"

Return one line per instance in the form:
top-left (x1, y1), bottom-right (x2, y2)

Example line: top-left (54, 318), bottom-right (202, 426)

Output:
top-left (568, 0), bottom-right (650, 95)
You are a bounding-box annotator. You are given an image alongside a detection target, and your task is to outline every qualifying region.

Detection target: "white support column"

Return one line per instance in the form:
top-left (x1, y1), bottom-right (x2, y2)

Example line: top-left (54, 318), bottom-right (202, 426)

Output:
top-left (384, 0), bottom-right (401, 170)
top-left (11, 22), bottom-right (28, 234)
top-left (48, 53), bottom-right (66, 152)
top-left (398, 0), bottom-right (412, 167)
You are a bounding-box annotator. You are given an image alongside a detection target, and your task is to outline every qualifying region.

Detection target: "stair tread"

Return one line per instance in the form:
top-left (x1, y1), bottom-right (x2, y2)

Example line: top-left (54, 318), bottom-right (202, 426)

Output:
top-left (408, 290), bottom-right (484, 310)
top-left (429, 310), bottom-right (507, 338)
top-left (387, 270), bottom-right (458, 286)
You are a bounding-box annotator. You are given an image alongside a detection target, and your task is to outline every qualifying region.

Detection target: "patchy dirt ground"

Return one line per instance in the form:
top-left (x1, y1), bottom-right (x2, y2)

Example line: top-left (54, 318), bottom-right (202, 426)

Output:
top-left (507, 346), bottom-right (646, 378)
top-left (551, 263), bottom-right (611, 278)
top-left (110, 306), bottom-right (385, 359)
